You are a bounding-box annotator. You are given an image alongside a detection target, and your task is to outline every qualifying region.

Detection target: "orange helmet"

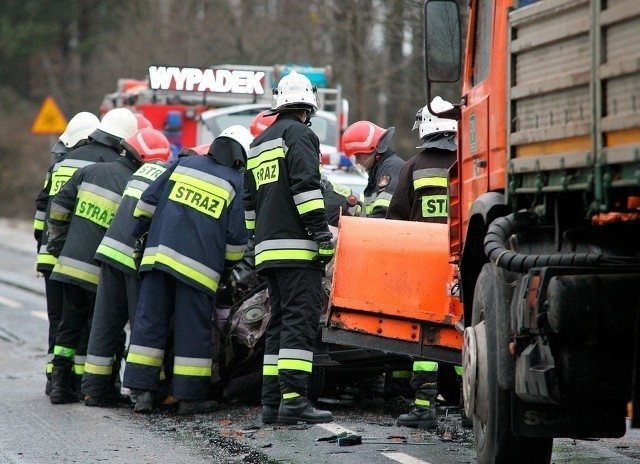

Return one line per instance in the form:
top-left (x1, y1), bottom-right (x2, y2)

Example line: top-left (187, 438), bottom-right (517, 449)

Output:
top-left (342, 121), bottom-right (394, 158)
top-left (134, 113), bottom-right (153, 130)
top-left (249, 111), bottom-right (277, 136)
top-left (176, 143), bottom-right (210, 158)
top-left (121, 128), bottom-right (171, 163)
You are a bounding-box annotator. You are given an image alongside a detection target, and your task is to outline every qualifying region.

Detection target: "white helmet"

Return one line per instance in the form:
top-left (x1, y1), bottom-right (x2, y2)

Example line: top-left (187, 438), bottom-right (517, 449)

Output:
top-left (271, 70), bottom-right (318, 113)
top-left (97, 108), bottom-right (138, 139)
top-left (59, 112), bottom-right (100, 148)
top-left (413, 96), bottom-right (457, 140)
top-left (218, 124), bottom-right (253, 156)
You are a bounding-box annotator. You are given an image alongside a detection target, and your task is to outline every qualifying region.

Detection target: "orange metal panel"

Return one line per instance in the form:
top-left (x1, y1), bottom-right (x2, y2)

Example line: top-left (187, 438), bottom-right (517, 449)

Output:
top-left (330, 216), bottom-right (458, 324)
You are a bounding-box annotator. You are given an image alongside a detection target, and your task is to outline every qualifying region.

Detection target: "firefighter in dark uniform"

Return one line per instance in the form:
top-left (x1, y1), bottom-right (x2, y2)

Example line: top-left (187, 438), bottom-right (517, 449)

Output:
top-left (386, 97), bottom-right (466, 429)
top-left (33, 111), bottom-right (100, 395)
top-left (46, 109), bottom-right (140, 404)
top-left (244, 70), bottom-right (334, 425)
top-left (342, 120), bottom-right (404, 218)
top-left (122, 126), bottom-right (251, 415)
top-left (81, 128), bottom-right (171, 407)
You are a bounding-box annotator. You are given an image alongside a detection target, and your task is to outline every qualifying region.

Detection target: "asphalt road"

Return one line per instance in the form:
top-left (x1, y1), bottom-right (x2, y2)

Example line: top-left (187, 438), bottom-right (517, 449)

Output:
top-left (0, 217), bottom-right (638, 464)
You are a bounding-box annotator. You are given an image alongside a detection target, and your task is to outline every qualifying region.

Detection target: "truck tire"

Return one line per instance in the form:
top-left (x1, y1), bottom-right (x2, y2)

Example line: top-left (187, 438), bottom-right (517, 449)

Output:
top-left (468, 263), bottom-right (552, 464)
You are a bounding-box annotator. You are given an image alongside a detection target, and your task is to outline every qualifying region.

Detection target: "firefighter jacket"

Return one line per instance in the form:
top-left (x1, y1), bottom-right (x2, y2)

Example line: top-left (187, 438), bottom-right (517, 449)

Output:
top-left (322, 180), bottom-right (357, 227)
top-left (243, 113), bottom-right (331, 272)
top-left (364, 149), bottom-right (405, 218)
top-left (94, 162), bottom-right (168, 274)
top-left (132, 155), bottom-right (247, 297)
top-left (36, 136), bottom-right (123, 273)
top-left (47, 156), bottom-right (139, 292)
top-left (386, 147), bottom-right (456, 223)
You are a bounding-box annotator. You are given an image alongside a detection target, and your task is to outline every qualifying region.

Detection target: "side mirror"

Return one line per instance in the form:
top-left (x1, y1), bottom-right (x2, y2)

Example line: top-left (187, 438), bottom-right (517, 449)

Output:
top-left (424, 0), bottom-right (462, 83)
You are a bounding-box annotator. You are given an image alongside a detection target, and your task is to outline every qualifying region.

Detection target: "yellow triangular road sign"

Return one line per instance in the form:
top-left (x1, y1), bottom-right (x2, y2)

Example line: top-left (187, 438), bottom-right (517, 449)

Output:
top-left (31, 96), bottom-right (68, 134)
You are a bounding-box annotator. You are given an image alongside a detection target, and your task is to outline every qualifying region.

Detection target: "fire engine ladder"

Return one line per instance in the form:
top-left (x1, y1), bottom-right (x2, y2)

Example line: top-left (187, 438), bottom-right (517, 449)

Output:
top-left (316, 85), bottom-right (343, 149)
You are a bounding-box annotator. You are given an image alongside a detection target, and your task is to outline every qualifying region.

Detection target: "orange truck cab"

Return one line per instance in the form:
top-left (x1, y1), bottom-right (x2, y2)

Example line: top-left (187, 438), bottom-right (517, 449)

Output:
top-left (327, 1), bottom-right (640, 463)
top-left (422, 1), bottom-right (640, 463)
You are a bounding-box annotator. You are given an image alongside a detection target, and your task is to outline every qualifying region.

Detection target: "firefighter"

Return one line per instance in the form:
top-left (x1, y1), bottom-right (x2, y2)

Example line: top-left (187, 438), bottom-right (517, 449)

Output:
top-left (342, 120), bottom-right (404, 218)
top-left (250, 108), bottom-right (356, 228)
top-left (122, 126), bottom-right (251, 415)
top-left (34, 111), bottom-right (100, 395)
top-left (386, 97), bottom-right (467, 429)
top-left (244, 70), bottom-right (334, 425)
top-left (82, 128), bottom-right (171, 407)
top-left (46, 108), bottom-right (138, 404)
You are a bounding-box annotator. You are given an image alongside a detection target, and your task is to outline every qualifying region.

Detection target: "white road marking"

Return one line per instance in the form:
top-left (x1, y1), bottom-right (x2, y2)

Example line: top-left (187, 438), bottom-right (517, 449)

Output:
top-left (30, 310), bottom-right (48, 321)
top-left (318, 424), bottom-right (435, 464)
top-left (317, 423), bottom-right (357, 435)
top-left (0, 295), bottom-right (22, 308)
top-left (382, 451), bottom-right (434, 464)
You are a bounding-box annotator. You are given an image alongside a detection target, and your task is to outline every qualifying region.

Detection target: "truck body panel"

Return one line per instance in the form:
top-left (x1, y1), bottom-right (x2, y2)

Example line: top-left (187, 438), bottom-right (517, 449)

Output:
top-left (324, 216), bottom-right (462, 363)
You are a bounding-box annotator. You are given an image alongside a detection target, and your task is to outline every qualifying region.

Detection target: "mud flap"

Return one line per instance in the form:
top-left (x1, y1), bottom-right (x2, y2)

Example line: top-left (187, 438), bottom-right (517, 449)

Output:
top-left (511, 393), bottom-right (627, 438)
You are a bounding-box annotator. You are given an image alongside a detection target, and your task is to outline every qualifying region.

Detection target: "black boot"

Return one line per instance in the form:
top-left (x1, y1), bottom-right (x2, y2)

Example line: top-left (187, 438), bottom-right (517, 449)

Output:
top-left (262, 404), bottom-right (279, 424)
top-left (397, 406), bottom-right (438, 429)
top-left (50, 361), bottom-right (78, 404)
top-left (132, 390), bottom-right (156, 413)
top-left (178, 399), bottom-right (220, 415)
top-left (278, 397), bottom-right (333, 424)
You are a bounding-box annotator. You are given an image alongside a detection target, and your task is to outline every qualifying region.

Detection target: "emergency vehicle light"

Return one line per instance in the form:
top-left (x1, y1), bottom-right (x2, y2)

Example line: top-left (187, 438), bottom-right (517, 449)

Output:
top-left (272, 64), bottom-right (331, 89)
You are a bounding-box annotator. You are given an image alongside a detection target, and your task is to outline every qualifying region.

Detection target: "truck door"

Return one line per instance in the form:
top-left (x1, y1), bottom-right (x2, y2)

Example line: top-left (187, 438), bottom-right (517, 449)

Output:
top-left (460, 0), bottom-right (495, 217)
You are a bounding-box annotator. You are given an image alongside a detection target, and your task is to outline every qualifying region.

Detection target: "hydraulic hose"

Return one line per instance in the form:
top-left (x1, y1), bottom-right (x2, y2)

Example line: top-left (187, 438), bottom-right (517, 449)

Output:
top-left (483, 212), bottom-right (602, 273)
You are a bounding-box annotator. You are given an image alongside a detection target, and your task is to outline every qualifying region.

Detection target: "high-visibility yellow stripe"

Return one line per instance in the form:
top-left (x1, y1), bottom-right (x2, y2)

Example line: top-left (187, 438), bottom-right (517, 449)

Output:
top-left (225, 250), bottom-right (244, 261)
top-left (173, 365), bottom-right (212, 377)
top-left (277, 359), bottom-right (313, 373)
top-left (415, 398), bottom-right (431, 407)
top-left (255, 249), bottom-right (315, 266)
top-left (95, 243), bottom-right (136, 269)
top-left (413, 360), bottom-right (438, 372)
top-left (84, 362), bottom-right (112, 376)
top-left (73, 364), bottom-right (85, 375)
top-left (454, 365), bottom-right (463, 376)
top-left (263, 365), bottom-right (278, 376)
top-left (142, 251), bottom-right (218, 292)
top-left (126, 352), bottom-right (163, 368)
top-left (245, 220), bottom-right (255, 230)
top-left (282, 392), bottom-right (301, 400)
top-left (392, 370), bottom-right (412, 379)
top-left (37, 253), bottom-right (58, 266)
top-left (34, 218), bottom-right (44, 231)
top-left (53, 263), bottom-right (99, 286)
top-left (297, 199), bottom-right (325, 215)
top-left (54, 345), bottom-right (76, 358)
top-left (247, 147), bottom-right (285, 170)
top-left (414, 176), bottom-right (447, 189)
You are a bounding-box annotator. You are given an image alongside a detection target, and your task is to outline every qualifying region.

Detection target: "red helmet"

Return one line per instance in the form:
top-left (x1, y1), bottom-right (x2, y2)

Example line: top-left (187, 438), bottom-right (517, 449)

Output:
top-left (342, 121), bottom-right (394, 158)
top-left (121, 128), bottom-right (171, 163)
top-left (249, 111), bottom-right (277, 137)
top-left (192, 143), bottom-right (210, 155)
top-left (134, 113), bottom-right (153, 130)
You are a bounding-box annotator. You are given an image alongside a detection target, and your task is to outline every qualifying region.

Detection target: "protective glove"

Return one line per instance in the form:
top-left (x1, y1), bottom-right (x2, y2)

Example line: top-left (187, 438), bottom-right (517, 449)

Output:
top-left (132, 233), bottom-right (147, 264)
top-left (46, 241), bottom-right (63, 258)
top-left (313, 240), bottom-right (335, 266)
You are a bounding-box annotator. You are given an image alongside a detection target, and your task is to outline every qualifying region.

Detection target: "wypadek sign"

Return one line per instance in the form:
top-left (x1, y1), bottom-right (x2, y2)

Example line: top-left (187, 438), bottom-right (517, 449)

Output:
top-left (148, 65), bottom-right (266, 95)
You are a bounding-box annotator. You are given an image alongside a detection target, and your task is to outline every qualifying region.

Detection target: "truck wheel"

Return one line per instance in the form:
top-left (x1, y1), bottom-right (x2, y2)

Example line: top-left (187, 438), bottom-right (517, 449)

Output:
top-left (466, 263), bottom-right (552, 464)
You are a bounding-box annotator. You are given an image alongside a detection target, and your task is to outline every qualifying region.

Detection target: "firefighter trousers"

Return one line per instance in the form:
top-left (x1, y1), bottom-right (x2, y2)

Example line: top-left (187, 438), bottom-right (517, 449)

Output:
top-left (82, 263), bottom-right (140, 398)
top-left (43, 271), bottom-right (64, 379)
top-left (52, 283), bottom-right (94, 385)
top-left (261, 267), bottom-right (323, 406)
top-left (123, 269), bottom-right (215, 400)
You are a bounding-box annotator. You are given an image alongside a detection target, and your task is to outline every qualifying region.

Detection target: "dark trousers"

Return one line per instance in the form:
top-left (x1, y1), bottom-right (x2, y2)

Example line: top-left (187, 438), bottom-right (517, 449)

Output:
top-left (43, 271), bottom-right (64, 377)
top-left (123, 270), bottom-right (215, 400)
top-left (52, 283), bottom-right (95, 384)
top-left (82, 263), bottom-right (140, 398)
top-left (261, 267), bottom-right (323, 406)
